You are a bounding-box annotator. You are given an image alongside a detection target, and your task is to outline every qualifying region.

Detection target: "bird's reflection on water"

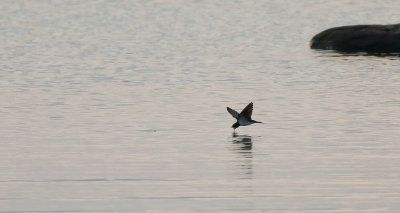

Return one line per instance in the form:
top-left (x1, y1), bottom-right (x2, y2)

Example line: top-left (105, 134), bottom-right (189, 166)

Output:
top-left (231, 133), bottom-right (253, 179)
top-left (232, 132), bottom-right (253, 152)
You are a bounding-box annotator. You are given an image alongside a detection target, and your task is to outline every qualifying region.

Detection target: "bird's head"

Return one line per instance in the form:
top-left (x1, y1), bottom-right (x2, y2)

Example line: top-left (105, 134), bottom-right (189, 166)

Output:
top-left (232, 122), bottom-right (240, 129)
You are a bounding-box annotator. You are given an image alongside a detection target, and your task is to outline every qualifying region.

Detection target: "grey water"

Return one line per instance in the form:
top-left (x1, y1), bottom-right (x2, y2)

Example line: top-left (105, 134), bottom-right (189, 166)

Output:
top-left (1, 0), bottom-right (400, 212)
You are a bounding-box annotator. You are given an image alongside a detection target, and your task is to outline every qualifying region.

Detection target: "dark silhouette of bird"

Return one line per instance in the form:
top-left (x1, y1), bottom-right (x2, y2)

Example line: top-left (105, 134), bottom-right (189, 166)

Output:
top-left (227, 102), bottom-right (262, 131)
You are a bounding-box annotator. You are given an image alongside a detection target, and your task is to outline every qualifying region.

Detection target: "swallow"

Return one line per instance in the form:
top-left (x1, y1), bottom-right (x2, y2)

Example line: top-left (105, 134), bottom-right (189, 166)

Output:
top-left (227, 102), bottom-right (262, 130)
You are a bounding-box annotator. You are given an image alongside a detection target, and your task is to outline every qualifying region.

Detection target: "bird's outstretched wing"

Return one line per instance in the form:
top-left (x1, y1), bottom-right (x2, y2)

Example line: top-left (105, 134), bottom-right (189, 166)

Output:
top-left (240, 102), bottom-right (253, 120)
top-left (227, 107), bottom-right (240, 119)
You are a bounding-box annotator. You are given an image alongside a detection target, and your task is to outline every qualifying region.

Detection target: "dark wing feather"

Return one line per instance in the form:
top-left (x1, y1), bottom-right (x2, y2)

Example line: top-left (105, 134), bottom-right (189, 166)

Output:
top-left (240, 102), bottom-right (253, 120)
top-left (227, 107), bottom-right (240, 119)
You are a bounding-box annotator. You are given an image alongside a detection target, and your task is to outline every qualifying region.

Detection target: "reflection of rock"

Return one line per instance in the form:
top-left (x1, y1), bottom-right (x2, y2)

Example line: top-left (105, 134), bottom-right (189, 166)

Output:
top-left (310, 24), bottom-right (400, 53)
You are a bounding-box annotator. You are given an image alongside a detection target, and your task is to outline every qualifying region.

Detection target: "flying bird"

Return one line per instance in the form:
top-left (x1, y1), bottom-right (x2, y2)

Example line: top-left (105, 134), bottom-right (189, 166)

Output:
top-left (227, 102), bottom-right (262, 130)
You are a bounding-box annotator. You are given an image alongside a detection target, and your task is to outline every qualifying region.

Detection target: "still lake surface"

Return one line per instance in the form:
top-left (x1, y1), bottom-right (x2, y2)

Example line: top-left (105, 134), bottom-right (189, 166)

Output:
top-left (1, 0), bottom-right (400, 212)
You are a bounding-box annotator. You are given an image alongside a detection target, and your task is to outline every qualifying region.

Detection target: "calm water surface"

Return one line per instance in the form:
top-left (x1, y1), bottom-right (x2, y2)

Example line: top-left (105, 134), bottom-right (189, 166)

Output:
top-left (1, 0), bottom-right (400, 212)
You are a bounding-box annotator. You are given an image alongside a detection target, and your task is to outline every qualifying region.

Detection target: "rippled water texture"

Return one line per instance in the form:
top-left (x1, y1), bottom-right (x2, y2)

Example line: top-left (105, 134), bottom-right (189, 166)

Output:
top-left (1, 0), bottom-right (400, 212)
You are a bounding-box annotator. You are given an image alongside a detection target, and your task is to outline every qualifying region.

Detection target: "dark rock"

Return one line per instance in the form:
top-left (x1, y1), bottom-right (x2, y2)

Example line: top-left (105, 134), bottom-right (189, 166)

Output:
top-left (310, 24), bottom-right (400, 53)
